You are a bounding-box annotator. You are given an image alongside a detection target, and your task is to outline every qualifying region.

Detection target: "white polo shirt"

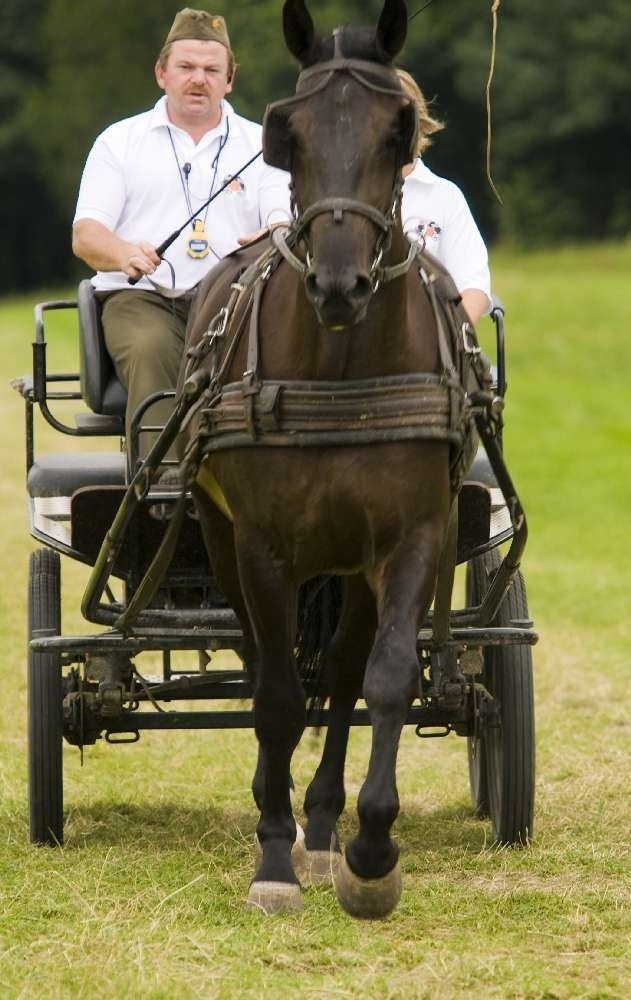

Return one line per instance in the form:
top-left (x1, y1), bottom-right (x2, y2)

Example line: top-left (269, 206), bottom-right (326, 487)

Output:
top-left (74, 96), bottom-right (291, 292)
top-left (402, 159), bottom-right (492, 311)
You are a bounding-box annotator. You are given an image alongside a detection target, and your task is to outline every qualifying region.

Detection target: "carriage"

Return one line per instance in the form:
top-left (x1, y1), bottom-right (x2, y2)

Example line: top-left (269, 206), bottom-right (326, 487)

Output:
top-left (19, 282), bottom-right (536, 840)
top-left (17, 0), bottom-right (537, 918)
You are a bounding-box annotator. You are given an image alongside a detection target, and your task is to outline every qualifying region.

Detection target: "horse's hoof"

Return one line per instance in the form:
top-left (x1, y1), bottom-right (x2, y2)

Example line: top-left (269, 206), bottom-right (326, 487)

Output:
top-left (333, 853), bottom-right (402, 919)
top-left (246, 881), bottom-right (303, 914)
top-left (306, 849), bottom-right (341, 885)
top-left (290, 826), bottom-right (310, 885)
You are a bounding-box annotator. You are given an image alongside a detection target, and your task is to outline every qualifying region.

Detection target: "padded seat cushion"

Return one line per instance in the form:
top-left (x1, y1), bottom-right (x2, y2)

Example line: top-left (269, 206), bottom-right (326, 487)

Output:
top-left (78, 279), bottom-right (127, 416)
top-left (27, 453), bottom-right (126, 498)
top-left (464, 448), bottom-right (497, 489)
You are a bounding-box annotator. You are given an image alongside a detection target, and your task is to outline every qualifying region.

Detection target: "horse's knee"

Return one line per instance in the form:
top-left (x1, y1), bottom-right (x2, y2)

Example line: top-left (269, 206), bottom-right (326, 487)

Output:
top-left (363, 635), bottom-right (418, 714)
top-left (254, 685), bottom-right (306, 748)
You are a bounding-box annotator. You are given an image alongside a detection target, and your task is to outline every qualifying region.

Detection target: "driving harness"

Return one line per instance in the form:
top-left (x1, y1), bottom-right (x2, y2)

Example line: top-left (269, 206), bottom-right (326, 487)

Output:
top-left (179, 233), bottom-right (491, 498)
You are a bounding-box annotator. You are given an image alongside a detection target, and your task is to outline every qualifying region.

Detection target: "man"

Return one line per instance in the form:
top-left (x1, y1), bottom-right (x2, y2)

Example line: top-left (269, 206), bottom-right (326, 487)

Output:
top-left (72, 8), bottom-right (290, 451)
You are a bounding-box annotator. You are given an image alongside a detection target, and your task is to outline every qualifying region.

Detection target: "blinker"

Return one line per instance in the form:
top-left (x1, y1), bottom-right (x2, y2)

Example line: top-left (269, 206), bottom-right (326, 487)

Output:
top-left (262, 103), bottom-right (292, 172)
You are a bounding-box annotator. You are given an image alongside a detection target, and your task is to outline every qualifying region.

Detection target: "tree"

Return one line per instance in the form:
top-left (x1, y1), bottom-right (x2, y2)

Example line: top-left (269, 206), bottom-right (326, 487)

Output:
top-left (429, 0), bottom-right (631, 242)
top-left (0, 0), bottom-right (67, 291)
top-left (4, 0), bottom-right (630, 293)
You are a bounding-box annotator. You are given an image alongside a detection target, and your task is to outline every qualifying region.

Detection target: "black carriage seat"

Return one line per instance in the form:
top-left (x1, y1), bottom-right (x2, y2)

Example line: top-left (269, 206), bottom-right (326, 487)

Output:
top-left (77, 279), bottom-right (127, 419)
top-left (27, 452), bottom-right (126, 552)
top-left (26, 280), bottom-right (128, 549)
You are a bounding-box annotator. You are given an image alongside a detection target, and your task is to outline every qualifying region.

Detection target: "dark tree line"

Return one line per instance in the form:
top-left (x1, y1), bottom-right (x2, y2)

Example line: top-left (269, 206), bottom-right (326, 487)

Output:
top-left (1, 0), bottom-right (629, 292)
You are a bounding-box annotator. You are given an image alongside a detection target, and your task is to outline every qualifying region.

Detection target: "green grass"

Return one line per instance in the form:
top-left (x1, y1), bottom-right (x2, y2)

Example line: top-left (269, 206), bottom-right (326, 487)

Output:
top-left (1, 245), bottom-right (630, 998)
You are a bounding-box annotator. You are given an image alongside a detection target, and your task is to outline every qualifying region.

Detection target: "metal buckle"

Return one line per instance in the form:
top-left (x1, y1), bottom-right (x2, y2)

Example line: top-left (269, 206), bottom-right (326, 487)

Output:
top-left (260, 260), bottom-right (274, 283)
top-left (205, 306), bottom-right (228, 341)
top-left (370, 246), bottom-right (384, 292)
top-left (462, 322), bottom-right (481, 355)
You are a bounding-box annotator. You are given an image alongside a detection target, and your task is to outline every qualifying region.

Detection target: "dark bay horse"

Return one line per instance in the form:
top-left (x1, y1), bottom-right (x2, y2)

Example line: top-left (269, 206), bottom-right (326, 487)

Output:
top-left (179, 0), bottom-right (477, 917)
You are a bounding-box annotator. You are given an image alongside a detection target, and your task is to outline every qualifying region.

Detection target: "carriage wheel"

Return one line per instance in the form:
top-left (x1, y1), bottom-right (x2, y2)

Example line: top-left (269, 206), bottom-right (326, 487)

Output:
top-left (465, 555), bottom-right (491, 818)
top-left (465, 548), bottom-right (535, 845)
top-left (28, 548), bottom-right (64, 846)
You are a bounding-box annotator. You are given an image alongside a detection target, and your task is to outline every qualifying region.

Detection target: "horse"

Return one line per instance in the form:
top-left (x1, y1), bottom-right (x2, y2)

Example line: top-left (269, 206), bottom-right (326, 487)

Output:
top-left (177, 0), bottom-right (481, 918)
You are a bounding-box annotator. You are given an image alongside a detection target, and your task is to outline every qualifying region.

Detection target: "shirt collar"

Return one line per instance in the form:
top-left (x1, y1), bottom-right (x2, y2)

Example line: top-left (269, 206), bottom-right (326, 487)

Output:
top-left (405, 158), bottom-right (437, 185)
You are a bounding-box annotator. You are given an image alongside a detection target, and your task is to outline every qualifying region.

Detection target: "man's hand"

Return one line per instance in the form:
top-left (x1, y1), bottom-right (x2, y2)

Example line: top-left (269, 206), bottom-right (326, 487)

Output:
top-left (237, 227), bottom-right (267, 246)
top-left (72, 218), bottom-right (161, 278)
top-left (122, 241), bottom-right (161, 280)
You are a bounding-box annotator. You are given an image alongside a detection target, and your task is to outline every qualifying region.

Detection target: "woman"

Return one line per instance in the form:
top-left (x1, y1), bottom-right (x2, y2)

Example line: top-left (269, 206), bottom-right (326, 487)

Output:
top-left (399, 69), bottom-right (492, 325)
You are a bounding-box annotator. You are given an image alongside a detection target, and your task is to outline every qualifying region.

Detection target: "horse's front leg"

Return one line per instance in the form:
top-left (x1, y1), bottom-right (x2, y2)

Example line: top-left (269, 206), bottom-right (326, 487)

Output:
top-left (303, 574), bottom-right (376, 881)
top-left (334, 530), bottom-right (444, 919)
top-left (235, 528), bottom-right (306, 914)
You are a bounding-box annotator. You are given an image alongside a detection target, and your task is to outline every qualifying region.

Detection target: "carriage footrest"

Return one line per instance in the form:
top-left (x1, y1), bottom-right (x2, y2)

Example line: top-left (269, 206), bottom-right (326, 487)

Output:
top-left (417, 626), bottom-right (538, 650)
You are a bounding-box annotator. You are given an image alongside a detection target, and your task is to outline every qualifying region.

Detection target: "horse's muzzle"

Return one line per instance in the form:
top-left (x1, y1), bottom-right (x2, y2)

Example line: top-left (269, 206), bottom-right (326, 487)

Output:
top-left (305, 266), bottom-right (373, 330)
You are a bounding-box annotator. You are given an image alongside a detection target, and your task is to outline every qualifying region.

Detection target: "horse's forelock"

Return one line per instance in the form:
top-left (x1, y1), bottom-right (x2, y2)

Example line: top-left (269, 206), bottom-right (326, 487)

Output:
top-left (300, 26), bottom-right (390, 68)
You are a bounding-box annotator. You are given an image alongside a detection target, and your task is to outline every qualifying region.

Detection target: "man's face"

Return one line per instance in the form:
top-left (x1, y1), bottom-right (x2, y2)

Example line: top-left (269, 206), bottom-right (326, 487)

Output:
top-left (155, 39), bottom-right (233, 125)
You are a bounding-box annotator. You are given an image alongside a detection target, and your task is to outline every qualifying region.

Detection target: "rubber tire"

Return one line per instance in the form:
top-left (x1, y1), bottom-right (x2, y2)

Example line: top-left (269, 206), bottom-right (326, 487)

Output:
top-left (28, 548), bottom-right (64, 846)
top-left (465, 555), bottom-right (491, 818)
top-left (466, 548), bottom-right (535, 845)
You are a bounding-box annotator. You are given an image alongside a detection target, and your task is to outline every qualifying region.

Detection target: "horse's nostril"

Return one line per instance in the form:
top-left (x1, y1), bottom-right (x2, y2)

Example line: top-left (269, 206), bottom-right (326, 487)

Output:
top-left (353, 274), bottom-right (373, 303)
top-left (305, 271), bottom-right (320, 301)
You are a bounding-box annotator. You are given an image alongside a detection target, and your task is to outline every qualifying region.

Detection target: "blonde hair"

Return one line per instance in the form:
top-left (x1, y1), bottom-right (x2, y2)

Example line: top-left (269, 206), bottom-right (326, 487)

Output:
top-left (396, 69), bottom-right (444, 157)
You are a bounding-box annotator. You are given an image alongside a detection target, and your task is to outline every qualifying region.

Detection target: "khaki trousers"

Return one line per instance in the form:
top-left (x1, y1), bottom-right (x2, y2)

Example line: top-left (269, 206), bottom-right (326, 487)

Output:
top-left (101, 290), bottom-right (193, 458)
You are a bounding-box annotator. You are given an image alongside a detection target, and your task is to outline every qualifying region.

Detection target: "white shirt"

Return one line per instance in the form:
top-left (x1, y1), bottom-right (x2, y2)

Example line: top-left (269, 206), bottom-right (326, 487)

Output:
top-left (74, 96), bottom-right (291, 292)
top-left (402, 159), bottom-right (492, 311)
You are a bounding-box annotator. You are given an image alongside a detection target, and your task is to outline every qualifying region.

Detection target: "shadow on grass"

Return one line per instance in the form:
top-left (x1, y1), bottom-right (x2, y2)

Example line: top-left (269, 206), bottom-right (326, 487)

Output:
top-left (59, 797), bottom-right (489, 856)
top-left (63, 800), bottom-right (257, 852)
top-left (394, 801), bottom-right (491, 854)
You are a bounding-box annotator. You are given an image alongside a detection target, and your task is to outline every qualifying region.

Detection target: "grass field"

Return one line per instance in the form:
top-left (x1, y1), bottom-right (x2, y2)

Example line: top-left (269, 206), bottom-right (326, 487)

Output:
top-left (0, 243), bottom-right (630, 998)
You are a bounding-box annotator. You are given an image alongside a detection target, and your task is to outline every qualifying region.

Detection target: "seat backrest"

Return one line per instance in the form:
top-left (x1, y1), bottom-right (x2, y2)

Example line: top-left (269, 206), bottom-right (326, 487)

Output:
top-left (78, 280), bottom-right (127, 416)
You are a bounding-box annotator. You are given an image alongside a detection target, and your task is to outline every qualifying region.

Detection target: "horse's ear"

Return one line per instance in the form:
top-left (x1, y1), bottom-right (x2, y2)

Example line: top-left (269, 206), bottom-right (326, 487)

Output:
top-left (282, 0), bottom-right (316, 64)
top-left (375, 0), bottom-right (408, 62)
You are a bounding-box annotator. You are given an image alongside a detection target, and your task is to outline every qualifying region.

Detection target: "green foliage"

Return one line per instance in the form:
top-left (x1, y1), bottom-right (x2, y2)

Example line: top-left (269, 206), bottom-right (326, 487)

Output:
top-left (452, 0), bottom-right (631, 242)
top-left (2, 1), bottom-right (631, 290)
top-left (0, 0), bottom-right (66, 289)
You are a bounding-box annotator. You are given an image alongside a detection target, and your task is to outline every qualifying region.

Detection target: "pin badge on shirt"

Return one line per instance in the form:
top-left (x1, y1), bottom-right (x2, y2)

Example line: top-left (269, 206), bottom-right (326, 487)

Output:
top-left (417, 221), bottom-right (442, 241)
top-left (224, 175), bottom-right (245, 193)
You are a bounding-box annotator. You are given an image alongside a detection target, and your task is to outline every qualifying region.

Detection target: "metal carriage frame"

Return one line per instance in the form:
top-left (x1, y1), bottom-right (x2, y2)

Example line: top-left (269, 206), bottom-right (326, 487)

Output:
top-left (18, 281), bottom-right (537, 847)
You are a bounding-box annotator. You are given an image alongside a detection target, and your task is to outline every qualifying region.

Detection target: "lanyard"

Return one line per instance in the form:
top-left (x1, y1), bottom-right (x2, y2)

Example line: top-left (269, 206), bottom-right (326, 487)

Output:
top-left (167, 116), bottom-right (231, 228)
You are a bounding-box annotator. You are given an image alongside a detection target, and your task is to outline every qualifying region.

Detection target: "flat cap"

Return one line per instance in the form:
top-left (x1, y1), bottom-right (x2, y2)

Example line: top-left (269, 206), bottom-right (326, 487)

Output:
top-left (164, 9), bottom-right (231, 50)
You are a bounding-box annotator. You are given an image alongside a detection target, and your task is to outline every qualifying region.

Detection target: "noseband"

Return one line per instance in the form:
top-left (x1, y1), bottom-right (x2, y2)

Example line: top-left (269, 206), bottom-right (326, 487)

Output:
top-left (269, 55), bottom-right (419, 293)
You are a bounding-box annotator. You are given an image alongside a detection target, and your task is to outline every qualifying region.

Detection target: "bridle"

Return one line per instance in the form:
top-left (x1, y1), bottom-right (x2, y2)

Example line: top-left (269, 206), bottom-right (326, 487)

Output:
top-left (265, 49), bottom-right (420, 293)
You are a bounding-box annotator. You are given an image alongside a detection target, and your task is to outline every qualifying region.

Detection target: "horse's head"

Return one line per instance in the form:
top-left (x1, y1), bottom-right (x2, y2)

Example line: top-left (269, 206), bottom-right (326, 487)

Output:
top-left (263, 0), bottom-right (417, 331)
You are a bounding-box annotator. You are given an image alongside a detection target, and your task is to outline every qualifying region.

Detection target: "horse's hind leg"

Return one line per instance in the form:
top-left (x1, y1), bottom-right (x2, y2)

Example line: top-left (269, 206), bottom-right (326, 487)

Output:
top-left (235, 530), bottom-right (306, 914)
top-left (334, 533), bottom-right (444, 919)
top-left (303, 574), bottom-right (376, 881)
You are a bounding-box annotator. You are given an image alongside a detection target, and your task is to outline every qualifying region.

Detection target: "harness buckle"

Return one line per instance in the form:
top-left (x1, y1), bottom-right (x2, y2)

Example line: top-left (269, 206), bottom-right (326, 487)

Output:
top-left (205, 306), bottom-right (228, 341)
top-left (462, 322), bottom-right (481, 355)
top-left (260, 260), bottom-right (274, 283)
top-left (370, 247), bottom-right (384, 293)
